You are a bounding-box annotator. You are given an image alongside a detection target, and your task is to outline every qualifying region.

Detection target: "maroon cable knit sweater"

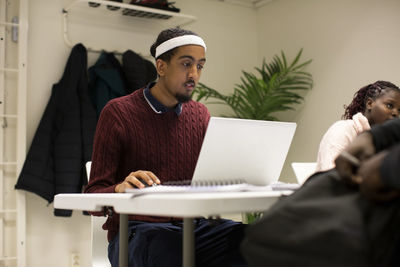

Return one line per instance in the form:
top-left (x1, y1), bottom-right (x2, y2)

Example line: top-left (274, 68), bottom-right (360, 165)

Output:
top-left (84, 88), bottom-right (210, 242)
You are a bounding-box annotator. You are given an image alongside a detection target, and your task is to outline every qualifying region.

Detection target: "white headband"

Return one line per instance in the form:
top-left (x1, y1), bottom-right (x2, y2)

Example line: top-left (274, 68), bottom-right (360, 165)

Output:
top-left (155, 35), bottom-right (207, 58)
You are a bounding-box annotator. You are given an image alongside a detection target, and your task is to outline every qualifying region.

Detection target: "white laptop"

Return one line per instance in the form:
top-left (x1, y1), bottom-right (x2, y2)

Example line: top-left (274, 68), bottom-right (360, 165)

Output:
top-left (291, 162), bottom-right (317, 185)
top-left (191, 117), bottom-right (296, 187)
top-left (126, 117), bottom-right (297, 194)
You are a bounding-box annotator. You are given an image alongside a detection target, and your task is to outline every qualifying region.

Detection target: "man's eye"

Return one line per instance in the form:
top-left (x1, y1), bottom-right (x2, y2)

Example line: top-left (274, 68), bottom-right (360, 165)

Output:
top-left (386, 103), bottom-right (394, 109)
top-left (197, 64), bottom-right (204, 70)
top-left (183, 62), bottom-right (191, 67)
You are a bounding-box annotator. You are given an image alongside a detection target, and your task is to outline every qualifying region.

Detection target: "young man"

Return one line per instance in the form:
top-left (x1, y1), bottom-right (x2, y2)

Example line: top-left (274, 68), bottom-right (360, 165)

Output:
top-left (84, 28), bottom-right (246, 267)
top-left (335, 118), bottom-right (400, 202)
top-left (335, 118), bottom-right (400, 266)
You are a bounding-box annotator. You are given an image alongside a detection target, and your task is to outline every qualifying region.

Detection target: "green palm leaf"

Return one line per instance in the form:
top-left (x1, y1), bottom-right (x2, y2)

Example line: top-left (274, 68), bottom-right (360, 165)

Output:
top-left (193, 49), bottom-right (313, 121)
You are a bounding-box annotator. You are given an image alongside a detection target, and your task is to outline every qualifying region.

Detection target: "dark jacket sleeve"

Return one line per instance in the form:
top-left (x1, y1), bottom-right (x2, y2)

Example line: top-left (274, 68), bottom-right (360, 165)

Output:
top-left (369, 119), bottom-right (400, 188)
top-left (370, 118), bottom-right (400, 152)
top-left (380, 145), bottom-right (400, 188)
top-left (16, 44), bottom-right (90, 217)
top-left (14, 87), bottom-right (57, 202)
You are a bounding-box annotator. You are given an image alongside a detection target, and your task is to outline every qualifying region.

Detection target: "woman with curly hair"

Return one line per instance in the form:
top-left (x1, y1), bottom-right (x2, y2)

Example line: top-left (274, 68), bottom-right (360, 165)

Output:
top-left (315, 80), bottom-right (400, 172)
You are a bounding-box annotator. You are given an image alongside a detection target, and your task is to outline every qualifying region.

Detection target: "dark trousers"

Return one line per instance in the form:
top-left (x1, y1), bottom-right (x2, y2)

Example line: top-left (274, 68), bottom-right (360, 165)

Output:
top-left (108, 218), bottom-right (247, 267)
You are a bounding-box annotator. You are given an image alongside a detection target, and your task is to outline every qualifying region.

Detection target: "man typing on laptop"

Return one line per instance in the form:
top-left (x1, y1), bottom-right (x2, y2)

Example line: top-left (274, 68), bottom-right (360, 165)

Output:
top-left (84, 28), bottom-right (247, 267)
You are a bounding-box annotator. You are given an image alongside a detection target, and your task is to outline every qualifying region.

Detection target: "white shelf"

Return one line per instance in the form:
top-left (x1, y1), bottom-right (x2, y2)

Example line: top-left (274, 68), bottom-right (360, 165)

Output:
top-left (0, 256), bottom-right (17, 261)
top-left (0, 68), bottom-right (19, 72)
top-left (62, 0), bottom-right (197, 53)
top-left (64, 0), bottom-right (195, 23)
top-left (0, 162), bottom-right (17, 166)
top-left (0, 209), bottom-right (17, 214)
top-left (0, 114), bottom-right (18, 118)
top-left (210, 0), bottom-right (273, 9)
top-left (0, 20), bottom-right (19, 27)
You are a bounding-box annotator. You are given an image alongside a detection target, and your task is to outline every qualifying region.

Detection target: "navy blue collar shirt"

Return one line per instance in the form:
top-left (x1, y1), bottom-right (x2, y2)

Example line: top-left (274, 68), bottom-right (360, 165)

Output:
top-left (143, 82), bottom-right (183, 116)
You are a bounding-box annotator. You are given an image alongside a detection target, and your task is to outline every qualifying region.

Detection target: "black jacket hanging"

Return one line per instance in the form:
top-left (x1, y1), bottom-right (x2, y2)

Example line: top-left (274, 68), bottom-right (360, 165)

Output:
top-left (15, 43), bottom-right (97, 216)
top-left (122, 50), bottom-right (157, 93)
top-left (88, 51), bottom-right (128, 117)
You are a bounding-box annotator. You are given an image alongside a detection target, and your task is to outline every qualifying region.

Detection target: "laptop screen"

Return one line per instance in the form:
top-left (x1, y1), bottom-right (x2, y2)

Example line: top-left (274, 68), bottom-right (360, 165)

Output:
top-left (191, 117), bottom-right (296, 186)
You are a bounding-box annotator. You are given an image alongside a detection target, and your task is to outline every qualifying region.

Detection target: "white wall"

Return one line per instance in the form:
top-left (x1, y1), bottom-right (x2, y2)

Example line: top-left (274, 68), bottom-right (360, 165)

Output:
top-left (178, 0), bottom-right (259, 116)
top-left (25, 0), bottom-right (258, 266)
top-left (255, 0), bottom-right (400, 181)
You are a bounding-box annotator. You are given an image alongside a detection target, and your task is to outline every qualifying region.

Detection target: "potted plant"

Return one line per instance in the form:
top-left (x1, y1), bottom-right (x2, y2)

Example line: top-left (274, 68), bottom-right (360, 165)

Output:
top-left (192, 49), bottom-right (313, 223)
top-left (193, 48), bottom-right (313, 121)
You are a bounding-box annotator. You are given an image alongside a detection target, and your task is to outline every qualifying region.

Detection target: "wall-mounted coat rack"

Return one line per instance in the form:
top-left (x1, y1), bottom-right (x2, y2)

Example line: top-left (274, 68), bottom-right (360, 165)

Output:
top-left (62, 0), bottom-right (197, 54)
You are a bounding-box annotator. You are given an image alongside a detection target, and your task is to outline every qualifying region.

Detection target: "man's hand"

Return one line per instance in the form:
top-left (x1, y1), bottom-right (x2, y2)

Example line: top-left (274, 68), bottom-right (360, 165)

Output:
top-left (115, 170), bottom-right (160, 193)
top-left (357, 151), bottom-right (400, 202)
top-left (335, 132), bottom-right (375, 185)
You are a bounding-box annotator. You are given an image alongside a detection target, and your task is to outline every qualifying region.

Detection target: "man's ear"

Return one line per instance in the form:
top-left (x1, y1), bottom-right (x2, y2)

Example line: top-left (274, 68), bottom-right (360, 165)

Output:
top-left (156, 59), bottom-right (167, 77)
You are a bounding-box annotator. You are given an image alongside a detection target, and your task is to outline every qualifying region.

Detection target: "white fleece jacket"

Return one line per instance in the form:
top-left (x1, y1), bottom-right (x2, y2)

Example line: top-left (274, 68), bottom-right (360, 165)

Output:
top-left (315, 112), bottom-right (370, 172)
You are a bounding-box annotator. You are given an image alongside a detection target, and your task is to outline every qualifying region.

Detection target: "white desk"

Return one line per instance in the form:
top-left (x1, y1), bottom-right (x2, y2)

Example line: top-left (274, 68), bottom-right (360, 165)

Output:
top-left (54, 190), bottom-right (290, 267)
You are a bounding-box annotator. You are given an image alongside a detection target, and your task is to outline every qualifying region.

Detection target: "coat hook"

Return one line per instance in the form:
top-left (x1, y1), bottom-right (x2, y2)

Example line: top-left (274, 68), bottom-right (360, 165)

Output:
top-left (2, 118), bottom-right (7, 128)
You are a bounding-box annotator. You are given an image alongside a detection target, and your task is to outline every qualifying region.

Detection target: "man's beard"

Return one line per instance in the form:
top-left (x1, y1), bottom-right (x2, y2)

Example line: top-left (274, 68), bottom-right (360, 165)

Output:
top-left (176, 93), bottom-right (192, 103)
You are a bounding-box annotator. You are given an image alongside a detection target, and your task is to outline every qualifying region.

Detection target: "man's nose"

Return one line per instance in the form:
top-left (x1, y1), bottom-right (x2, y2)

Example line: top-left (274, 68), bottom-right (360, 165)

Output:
top-left (188, 65), bottom-right (199, 80)
top-left (392, 109), bottom-right (399, 118)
